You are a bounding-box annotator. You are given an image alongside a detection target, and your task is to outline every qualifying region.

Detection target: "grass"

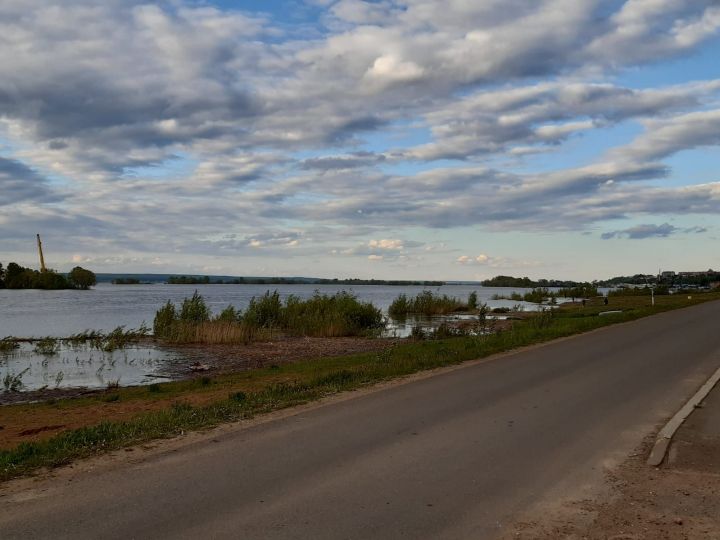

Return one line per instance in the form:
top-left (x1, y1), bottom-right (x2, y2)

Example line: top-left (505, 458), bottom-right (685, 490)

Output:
top-left (33, 338), bottom-right (60, 356)
top-left (1, 292), bottom-right (718, 481)
top-left (389, 290), bottom-right (471, 318)
top-left (61, 326), bottom-right (150, 351)
top-left (162, 321), bottom-right (273, 345)
top-left (3, 368), bottom-right (30, 392)
top-left (154, 290), bottom-right (384, 343)
top-left (0, 338), bottom-right (20, 354)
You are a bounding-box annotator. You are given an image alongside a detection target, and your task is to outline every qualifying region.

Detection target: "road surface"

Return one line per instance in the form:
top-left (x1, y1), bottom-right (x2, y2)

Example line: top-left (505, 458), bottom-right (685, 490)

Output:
top-left (2, 301), bottom-right (720, 539)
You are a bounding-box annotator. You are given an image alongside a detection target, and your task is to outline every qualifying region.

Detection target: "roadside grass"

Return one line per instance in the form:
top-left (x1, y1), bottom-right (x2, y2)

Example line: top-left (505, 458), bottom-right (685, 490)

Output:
top-left (1, 292), bottom-right (718, 481)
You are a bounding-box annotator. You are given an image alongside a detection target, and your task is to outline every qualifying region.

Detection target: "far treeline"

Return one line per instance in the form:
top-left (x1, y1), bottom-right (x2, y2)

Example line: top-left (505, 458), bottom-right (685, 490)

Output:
top-left (0, 262), bottom-right (96, 290)
top-left (484, 272), bottom-right (720, 288)
top-left (166, 275), bottom-right (445, 286)
top-left (481, 275), bottom-right (583, 288)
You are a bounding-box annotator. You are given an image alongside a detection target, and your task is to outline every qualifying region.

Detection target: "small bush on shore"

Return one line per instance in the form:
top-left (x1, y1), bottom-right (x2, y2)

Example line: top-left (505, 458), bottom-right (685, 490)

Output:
top-left (153, 301), bottom-right (177, 338)
top-left (179, 291), bottom-right (210, 323)
top-left (389, 290), bottom-right (467, 318)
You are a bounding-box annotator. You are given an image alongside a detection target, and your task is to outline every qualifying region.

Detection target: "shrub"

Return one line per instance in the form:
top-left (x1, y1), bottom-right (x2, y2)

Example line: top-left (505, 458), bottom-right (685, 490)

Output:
top-left (34, 338), bottom-right (59, 355)
top-left (0, 338), bottom-right (20, 354)
top-left (243, 290), bottom-right (282, 328)
top-left (468, 291), bottom-right (478, 310)
top-left (388, 294), bottom-right (410, 319)
top-left (522, 288), bottom-right (553, 304)
top-left (153, 301), bottom-right (177, 338)
top-left (216, 305), bottom-right (240, 322)
top-left (179, 291), bottom-right (210, 323)
top-left (153, 290), bottom-right (383, 343)
top-left (389, 290), bottom-right (466, 318)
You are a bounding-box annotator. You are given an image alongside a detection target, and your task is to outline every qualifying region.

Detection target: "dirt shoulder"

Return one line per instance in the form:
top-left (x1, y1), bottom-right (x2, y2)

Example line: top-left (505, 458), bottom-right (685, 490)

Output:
top-left (508, 378), bottom-right (720, 539)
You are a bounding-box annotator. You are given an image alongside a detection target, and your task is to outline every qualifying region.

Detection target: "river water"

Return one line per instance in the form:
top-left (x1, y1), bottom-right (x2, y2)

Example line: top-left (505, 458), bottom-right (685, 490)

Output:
top-left (0, 283), bottom-right (546, 338)
top-left (0, 283), bottom-right (547, 393)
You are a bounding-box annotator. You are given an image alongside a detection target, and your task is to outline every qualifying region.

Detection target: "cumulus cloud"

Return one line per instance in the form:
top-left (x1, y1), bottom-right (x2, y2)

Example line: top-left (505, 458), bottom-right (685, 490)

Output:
top-left (400, 80), bottom-right (720, 161)
top-left (334, 238), bottom-right (425, 260)
top-left (457, 254), bottom-right (492, 265)
top-left (0, 156), bottom-right (62, 206)
top-left (611, 108), bottom-right (720, 162)
top-left (1, 1), bottom-right (720, 273)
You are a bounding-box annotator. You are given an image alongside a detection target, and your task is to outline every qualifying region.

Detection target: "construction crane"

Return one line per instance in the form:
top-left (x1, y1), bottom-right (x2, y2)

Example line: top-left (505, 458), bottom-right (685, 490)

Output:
top-left (36, 234), bottom-right (47, 272)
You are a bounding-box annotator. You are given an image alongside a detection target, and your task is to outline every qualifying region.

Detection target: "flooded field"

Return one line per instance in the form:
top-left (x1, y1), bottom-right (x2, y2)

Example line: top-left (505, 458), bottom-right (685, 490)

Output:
top-left (0, 283), bottom-right (550, 338)
top-left (0, 342), bottom-right (185, 393)
top-left (0, 284), bottom-right (573, 395)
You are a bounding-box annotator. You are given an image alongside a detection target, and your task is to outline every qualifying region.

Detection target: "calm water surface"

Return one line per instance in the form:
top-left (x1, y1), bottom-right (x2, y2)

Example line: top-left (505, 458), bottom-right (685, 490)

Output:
top-left (0, 283), bottom-right (546, 338)
top-left (1, 342), bottom-right (182, 392)
top-left (1, 283), bottom-right (554, 392)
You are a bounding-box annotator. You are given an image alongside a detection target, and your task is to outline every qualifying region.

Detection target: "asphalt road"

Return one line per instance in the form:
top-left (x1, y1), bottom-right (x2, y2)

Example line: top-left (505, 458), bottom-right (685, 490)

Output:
top-left (2, 301), bottom-right (720, 539)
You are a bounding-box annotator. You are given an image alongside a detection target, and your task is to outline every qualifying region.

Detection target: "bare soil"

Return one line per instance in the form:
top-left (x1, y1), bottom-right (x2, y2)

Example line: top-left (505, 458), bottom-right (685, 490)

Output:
top-left (507, 389), bottom-right (720, 539)
top-left (167, 335), bottom-right (394, 375)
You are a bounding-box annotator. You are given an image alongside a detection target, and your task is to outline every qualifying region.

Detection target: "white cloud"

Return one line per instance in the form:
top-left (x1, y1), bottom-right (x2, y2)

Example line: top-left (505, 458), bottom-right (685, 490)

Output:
top-left (1, 1), bottom-right (719, 277)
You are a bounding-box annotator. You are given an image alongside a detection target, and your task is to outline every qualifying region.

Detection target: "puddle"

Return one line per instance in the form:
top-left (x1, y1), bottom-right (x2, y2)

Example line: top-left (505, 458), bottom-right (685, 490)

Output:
top-left (0, 342), bottom-right (185, 393)
top-left (383, 314), bottom-right (501, 338)
top-left (383, 301), bottom-right (552, 338)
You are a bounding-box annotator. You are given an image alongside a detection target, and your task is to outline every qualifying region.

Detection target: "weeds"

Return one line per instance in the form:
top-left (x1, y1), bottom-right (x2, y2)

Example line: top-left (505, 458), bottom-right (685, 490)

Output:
top-left (3, 368), bottom-right (29, 392)
top-left (154, 291), bottom-right (383, 343)
top-left (100, 325), bottom-right (149, 352)
top-left (389, 290), bottom-right (467, 318)
top-left (0, 338), bottom-right (20, 354)
top-left (34, 338), bottom-right (59, 356)
top-left (63, 326), bottom-right (148, 351)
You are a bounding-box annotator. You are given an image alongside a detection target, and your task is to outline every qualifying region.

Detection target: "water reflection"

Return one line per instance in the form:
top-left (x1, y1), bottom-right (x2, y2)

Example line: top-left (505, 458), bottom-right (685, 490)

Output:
top-left (383, 300), bottom-right (554, 338)
top-left (0, 342), bottom-right (184, 393)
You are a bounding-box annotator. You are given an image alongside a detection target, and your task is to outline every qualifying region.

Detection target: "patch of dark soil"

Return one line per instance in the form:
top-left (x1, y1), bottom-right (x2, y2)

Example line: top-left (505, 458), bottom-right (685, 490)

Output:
top-left (18, 425), bottom-right (66, 436)
top-left (165, 336), bottom-right (397, 377)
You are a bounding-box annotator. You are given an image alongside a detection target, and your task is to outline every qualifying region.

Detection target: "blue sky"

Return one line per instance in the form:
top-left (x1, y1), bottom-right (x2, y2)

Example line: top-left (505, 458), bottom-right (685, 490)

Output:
top-left (1, 1), bottom-right (719, 280)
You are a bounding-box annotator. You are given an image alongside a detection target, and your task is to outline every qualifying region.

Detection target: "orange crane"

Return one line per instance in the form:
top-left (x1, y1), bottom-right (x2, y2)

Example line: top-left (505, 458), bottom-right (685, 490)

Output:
top-left (37, 234), bottom-right (47, 272)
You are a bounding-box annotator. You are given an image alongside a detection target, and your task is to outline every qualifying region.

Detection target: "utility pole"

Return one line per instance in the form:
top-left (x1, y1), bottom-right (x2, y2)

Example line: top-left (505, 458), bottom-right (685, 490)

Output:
top-left (642, 274), bottom-right (655, 307)
top-left (37, 234), bottom-right (47, 272)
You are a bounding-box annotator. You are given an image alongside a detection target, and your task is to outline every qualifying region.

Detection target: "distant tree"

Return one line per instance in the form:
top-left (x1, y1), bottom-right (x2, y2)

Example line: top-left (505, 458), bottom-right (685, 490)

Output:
top-left (33, 270), bottom-right (70, 290)
top-left (0, 262), bottom-right (5, 288)
top-left (5, 262), bottom-right (32, 289)
top-left (68, 266), bottom-right (97, 289)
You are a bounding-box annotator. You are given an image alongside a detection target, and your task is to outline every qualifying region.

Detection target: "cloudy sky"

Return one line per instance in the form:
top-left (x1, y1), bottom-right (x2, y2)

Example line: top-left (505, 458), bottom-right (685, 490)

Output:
top-left (1, 1), bottom-right (719, 281)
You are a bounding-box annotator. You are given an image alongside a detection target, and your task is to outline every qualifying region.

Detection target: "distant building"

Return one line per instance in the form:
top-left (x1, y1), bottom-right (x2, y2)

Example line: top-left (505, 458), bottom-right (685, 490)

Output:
top-left (678, 269), bottom-right (715, 277)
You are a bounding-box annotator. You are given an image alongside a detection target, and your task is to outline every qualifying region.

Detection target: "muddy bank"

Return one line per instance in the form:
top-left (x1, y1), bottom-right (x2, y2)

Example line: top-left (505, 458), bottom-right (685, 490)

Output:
top-left (0, 336), bottom-right (398, 405)
top-left (165, 336), bottom-right (397, 376)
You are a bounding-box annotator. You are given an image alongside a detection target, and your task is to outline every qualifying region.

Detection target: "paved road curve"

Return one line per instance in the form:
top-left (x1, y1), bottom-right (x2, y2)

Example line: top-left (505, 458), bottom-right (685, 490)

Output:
top-left (2, 301), bottom-right (720, 539)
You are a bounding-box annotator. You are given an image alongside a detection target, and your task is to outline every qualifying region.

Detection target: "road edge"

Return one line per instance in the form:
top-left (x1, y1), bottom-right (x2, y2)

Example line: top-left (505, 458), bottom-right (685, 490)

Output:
top-left (647, 362), bottom-right (720, 466)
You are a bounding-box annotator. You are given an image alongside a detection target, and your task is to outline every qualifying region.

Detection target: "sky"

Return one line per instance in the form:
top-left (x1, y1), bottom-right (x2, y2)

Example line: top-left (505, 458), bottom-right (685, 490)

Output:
top-left (1, 0), bottom-right (720, 281)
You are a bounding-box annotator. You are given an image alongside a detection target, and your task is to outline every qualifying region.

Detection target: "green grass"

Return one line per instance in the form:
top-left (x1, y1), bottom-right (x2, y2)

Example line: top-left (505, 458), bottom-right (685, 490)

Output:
top-left (155, 290), bottom-right (384, 342)
top-left (389, 290), bottom-right (469, 318)
top-left (1, 292), bottom-right (718, 481)
top-left (0, 338), bottom-right (20, 353)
